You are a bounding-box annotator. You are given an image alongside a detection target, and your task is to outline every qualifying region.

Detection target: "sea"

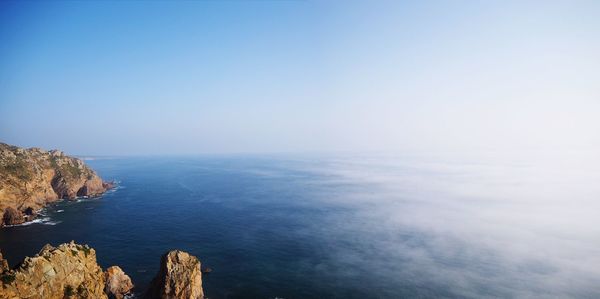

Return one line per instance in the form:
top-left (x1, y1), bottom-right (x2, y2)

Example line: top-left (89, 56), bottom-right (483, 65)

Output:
top-left (1, 152), bottom-right (599, 298)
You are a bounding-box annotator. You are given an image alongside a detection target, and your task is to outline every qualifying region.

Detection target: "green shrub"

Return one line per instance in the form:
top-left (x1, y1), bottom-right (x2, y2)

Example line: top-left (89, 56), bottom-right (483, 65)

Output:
top-left (0, 273), bottom-right (15, 285)
top-left (1, 159), bottom-right (32, 181)
top-left (77, 284), bottom-right (86, 295)
top-left (81, 247), bottom-right (91, 257)
top-left (64, 285), bottom-right (74, 296)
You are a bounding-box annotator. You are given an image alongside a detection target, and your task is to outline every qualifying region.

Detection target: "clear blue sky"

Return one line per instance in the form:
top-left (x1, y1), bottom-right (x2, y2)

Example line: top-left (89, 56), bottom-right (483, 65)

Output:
top-left (1, 1), bottom-right (599, 155)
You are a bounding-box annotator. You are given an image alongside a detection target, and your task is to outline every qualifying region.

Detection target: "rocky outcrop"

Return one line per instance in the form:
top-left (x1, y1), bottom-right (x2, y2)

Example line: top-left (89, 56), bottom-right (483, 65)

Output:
top-left (0, 242), bottom-right (205, 299)
top-left (0, 242), bottom-right (107, 299)
top-left (145, 250), bottom-right (204, 299)
top-left (0, 142), bottom-right (113, 227)
top-left (104, 266), bottom-right (134, 299)
top-left (0, 251), bottom-right (8, 273)
top-left (1, 207), bottom-right (23, 226)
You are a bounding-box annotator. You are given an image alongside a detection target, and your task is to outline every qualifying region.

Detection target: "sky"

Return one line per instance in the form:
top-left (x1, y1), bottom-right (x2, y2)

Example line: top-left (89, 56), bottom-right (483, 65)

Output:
top-left (0, 0), bottom-right (599, 155)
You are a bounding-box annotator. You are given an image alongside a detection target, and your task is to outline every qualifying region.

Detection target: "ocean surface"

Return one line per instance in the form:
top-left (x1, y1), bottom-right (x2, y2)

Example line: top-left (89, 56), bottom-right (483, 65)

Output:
top-left (1, 153), bottom-right (600, 298)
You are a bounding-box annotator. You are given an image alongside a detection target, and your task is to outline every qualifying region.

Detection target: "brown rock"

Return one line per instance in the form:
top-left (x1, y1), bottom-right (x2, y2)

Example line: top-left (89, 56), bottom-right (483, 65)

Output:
top-left (0, 242), bottom-right (108, 299)
top-left (0, 250), bottom-right (9, 272)
top-left (2, 207), bottom-right (24, 226)
top-left (105, 266), bottom-right (134, 299)
top-left (0, 142), bottom-right (112, 225)
top-left (145, 250), bottom-right (204, 299)
top-left (103, 181), bottom-right (116, 190)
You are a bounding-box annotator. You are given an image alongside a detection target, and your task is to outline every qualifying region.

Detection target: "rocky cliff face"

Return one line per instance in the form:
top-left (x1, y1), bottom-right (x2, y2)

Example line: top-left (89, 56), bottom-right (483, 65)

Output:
top-left (145, 251), bottom-right (204, 299)
top-left (0, 142), bottom-right (113, 227)
top-left (0, 242), bottom-right (107, 299)
top-left (104, 266), bottom-right (134, 299)
top-left (0, 242), bottom-right (204, 299)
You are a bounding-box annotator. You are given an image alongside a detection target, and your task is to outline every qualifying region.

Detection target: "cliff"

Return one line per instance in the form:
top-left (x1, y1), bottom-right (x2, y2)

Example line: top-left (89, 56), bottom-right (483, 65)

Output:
top-left (0, 142), bottom-right (113, 227)
top-left (0, 242), bottom-right (204, 299)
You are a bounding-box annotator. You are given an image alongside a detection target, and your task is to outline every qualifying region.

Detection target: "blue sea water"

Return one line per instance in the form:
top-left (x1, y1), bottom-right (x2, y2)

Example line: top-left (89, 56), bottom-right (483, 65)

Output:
top-left (1, 154), bottom-right (600, 298)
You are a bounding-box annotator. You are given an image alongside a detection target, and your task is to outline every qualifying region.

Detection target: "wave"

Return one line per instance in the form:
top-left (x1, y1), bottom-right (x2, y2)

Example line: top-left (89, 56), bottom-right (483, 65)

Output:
top-left (6, 183), bottom-right (122, 228)
top-left (4, 217), bottom-right (56, 227)
top-left (4, 219), bottom-right (43, 227)
top-left (43, 220), bottom-right (61, 226)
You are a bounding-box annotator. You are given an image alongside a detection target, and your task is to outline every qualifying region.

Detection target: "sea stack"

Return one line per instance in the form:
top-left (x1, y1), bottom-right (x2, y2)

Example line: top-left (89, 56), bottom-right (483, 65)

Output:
top-left (145, 250), bottom-right (204, 299)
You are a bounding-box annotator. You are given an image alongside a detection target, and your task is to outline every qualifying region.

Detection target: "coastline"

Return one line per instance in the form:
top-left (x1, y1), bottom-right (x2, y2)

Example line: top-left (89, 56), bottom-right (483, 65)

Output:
top-left (0, 142), bottom-right (117, 227)
top-left (0, 184), bottom-right (119, 228)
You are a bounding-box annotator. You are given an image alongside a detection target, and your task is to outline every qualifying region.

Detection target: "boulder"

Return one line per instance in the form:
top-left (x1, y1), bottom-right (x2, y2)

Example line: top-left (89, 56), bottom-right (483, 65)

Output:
top-left (105, 266), bottom-right (134, 299)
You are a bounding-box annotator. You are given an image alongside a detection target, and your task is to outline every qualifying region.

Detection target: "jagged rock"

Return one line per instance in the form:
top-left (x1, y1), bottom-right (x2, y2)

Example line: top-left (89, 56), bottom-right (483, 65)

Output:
top-left (0, 242), bottom-right (108, 299)
top-left (0, 250), bottom-right (9, 272)
top-left (38, 243), bottom-right (56, 256)
top-left (0, 142), bottom-right (113, 227)
top-left (104, 266), bottom-right (134, 299)
top-left (0, 243), bottom-right (207, 299)
top-left (2, 207), bottom-right (23, 226)
top-left (103, 181), bottom-right (116, 190)
top-left (145, 250), bottom-right (204, 299)
top-left (77, 176), bottom-right (106, 197)
top-left (0, 243), bottom-right (140, 298)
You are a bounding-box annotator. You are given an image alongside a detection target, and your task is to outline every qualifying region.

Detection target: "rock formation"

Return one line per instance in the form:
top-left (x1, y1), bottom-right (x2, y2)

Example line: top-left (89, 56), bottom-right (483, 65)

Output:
top-left (0, 251), bottom-right (8, 273)
top-left (0, 242), bottom-right (205, 299)
top-left (0, 242), bottom-right (107, 299)
top-left (104, 266), bottom-right (134, 299)
top-left (0, 142), bottom-right (114, 227)
top-left (1, 207), bottom-right (23, 226)
top-left (145, 250), bottom-right (204, 299)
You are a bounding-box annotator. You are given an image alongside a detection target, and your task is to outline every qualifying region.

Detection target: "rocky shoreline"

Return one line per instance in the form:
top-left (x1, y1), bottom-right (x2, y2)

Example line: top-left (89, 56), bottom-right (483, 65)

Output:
top-left (0, 144), bottom-right (207, 298)
top-left (0, 242), bottom-right (205, 299)
top-left (0, 142), bottom-right (114, 227)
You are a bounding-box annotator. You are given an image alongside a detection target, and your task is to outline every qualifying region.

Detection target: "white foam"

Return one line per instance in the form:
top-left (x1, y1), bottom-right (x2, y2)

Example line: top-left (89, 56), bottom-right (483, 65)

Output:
top-left (3, 216), bottom-right (61, 227)
top-left (43, 221), bottom-right (61, 225)
top-left (4, 218), bottom-right (44, 227)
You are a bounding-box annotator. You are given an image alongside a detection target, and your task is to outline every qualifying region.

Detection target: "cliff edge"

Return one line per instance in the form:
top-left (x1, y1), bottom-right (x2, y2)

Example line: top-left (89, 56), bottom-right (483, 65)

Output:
top-left (0, 142), bottom-right (113, 226)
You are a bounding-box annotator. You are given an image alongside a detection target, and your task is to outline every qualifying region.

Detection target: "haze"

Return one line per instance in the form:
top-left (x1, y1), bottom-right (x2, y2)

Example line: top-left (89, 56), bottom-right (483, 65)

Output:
top-left (1, 1), bottom-right (599, 155)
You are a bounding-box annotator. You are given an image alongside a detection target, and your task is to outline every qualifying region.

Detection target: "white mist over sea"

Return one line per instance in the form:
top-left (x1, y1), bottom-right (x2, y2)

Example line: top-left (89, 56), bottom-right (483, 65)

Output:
top-left (287, 150), bottom-right (600, 298)
top-left (1, 150), bottom-right (599, 298)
